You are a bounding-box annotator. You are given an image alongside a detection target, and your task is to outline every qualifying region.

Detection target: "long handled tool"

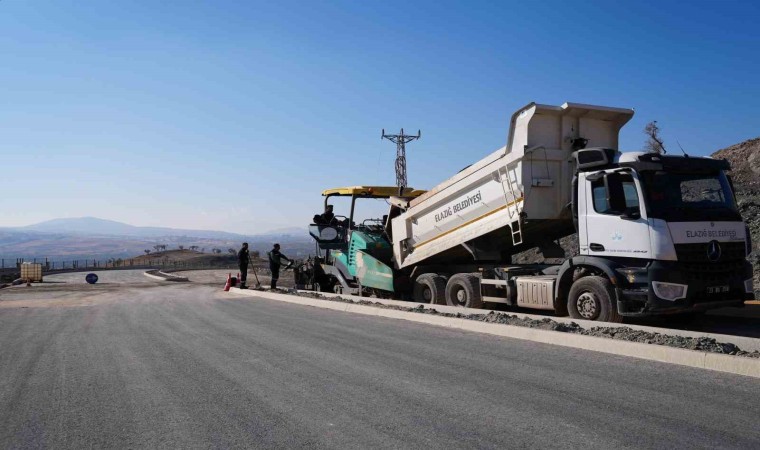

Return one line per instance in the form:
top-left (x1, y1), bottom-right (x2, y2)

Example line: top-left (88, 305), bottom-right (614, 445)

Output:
top-left (247, 255), bottom-right (262, 288)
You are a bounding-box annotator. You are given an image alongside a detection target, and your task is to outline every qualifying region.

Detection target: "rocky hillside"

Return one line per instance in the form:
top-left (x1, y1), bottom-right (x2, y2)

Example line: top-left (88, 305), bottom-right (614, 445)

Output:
top-left (712, 137), bottom-right (760, 294)
top-left (514, 136), bottom-right (760, 297)
top-left (713, 137), bottom-right (760, 194)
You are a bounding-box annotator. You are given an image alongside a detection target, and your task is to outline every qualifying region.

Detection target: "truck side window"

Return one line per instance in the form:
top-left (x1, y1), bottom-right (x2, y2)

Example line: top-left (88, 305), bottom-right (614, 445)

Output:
top-left (591, 175), bottom-right (640, 215)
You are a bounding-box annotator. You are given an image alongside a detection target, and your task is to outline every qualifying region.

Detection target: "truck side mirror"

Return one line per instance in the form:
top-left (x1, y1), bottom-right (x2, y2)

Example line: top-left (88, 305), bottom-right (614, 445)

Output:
top-left (604, 172), bottom-right (627, 213)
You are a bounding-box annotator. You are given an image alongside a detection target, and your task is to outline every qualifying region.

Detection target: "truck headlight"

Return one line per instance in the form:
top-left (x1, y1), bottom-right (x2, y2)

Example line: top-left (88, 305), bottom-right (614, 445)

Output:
top-left (747, 278), bottom-right (755, 294)
top-left (652, 281), bottom-right (688, 301)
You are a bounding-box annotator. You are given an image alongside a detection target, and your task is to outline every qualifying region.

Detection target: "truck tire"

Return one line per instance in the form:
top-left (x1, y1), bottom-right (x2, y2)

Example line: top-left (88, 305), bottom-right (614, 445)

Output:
top-left (567, 276), bottom-right (622, 323)
top-left (445, 274), bottom-right (483, 309)
top-left (413, 274), bottom-right (447, 304)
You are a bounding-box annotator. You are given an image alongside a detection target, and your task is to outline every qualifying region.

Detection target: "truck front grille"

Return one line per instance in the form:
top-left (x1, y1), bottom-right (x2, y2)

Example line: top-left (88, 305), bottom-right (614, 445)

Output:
top-left (674, 242), bottom-right (746, 263)
top-left (674, 242), bottom-right (746, 282)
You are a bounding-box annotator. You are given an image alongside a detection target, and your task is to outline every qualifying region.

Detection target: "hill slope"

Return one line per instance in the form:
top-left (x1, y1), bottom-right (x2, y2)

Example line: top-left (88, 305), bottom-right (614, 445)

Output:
top-left (713, 137), bottom-right (760, 294)
top-left (713, 137), bottom-right (760, 193)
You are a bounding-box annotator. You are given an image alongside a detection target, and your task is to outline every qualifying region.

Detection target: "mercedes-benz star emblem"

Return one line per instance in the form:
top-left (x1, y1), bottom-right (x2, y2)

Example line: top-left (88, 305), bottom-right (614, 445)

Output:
top-left (707, 240), bottom-right (722, 262)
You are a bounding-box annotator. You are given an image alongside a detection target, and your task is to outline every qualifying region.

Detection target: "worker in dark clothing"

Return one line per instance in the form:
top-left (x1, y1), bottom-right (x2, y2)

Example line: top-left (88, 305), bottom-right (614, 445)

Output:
top-left (238, 242), bottom-right (250, 289)
top-left (321, 205), bottom-right (335, 224)
top-left (313, 205), bottom-right (335, 225)
top-left (267, 243), bottom-right (291, 290)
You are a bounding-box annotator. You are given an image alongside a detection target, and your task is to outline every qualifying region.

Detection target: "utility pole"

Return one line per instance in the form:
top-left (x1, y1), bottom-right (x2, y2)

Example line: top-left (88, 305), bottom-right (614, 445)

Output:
top-left (381, 128), bottom-right (421, 194)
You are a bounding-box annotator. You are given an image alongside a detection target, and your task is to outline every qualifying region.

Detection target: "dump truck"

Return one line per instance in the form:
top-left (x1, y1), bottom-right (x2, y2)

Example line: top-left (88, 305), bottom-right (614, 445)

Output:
top-left (308, 102), bottom-right (755, 322)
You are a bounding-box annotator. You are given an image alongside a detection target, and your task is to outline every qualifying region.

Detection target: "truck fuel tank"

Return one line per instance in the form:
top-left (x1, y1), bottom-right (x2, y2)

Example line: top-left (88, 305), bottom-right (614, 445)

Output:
top-left (514, 276), bottom-right (556, 310)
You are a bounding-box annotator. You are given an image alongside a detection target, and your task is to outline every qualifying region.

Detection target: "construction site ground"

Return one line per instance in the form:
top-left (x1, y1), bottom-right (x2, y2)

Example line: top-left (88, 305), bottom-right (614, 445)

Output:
top-left (1, 270), bottom-right (759, 448)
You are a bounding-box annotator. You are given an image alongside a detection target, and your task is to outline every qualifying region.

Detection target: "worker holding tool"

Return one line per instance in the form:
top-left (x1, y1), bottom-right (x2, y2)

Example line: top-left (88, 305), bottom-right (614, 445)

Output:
top-left (237, 242), bottom-right (249, 289)
top-left (267, 243), bottom-right (291, 290)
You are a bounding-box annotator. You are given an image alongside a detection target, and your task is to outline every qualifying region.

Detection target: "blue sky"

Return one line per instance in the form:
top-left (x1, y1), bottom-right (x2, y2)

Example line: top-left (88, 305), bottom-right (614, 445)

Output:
top-left (1, 0), bottom-right (758, 233)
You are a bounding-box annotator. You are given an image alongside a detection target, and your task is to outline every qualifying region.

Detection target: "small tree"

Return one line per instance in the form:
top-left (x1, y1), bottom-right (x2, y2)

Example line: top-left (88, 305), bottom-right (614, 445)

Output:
top-left (153, 245), bottom-right (162, 253)
top-left (228, 248), bottom-right (236, 255)
top-left (144, 249), bottom-right (151, 255)
top-left (644, 120), bottom-right (666, 154)
top-left (201, 247), bottom-right (206, 253)
top-left (178, 245), bottom-right (185, 251)
top-left (190, 245), bottom-right (199, 252)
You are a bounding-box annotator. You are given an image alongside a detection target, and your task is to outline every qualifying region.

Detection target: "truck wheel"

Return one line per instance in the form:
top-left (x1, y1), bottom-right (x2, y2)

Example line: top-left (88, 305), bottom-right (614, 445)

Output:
top-left (413, 274), bottom-right (446, 304)
top-left (445, 274), bottom-right (482, 309)
top-left (567, 276), bottom-right (622, 323)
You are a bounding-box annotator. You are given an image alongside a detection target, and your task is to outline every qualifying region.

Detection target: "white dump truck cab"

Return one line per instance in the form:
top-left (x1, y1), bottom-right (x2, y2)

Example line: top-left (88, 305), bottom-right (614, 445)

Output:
top-left (567, 148), bottom-right (754, 318)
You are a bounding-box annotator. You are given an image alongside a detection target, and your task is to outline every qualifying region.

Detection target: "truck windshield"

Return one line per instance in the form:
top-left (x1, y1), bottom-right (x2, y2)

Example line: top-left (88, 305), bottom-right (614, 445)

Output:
top-left (640, 170), bottom-right (739, 221)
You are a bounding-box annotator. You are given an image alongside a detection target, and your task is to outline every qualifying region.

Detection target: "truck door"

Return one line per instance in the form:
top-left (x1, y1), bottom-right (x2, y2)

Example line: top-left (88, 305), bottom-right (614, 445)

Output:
top-left (580, 170), bottom-right (651, 259)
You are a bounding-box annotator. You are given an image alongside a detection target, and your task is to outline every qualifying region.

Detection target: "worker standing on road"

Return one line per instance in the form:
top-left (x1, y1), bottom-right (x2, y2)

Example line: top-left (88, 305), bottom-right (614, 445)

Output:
top-left (267, 243), bottom-right (291, 290)
top-left (238, 242), bottom-right (250, 289)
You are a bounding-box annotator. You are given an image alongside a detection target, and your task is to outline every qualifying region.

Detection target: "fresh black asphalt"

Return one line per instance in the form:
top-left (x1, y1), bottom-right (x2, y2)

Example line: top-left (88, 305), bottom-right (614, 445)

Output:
top-left (1, 277), bottom-right (759, 448)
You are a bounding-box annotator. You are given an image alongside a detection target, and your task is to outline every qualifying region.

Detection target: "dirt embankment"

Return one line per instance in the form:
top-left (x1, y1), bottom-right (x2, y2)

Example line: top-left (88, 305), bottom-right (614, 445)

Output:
top-left (129, 249), bottom-right (270, 269)
top-left (713, 137), bottom-right (760, 193)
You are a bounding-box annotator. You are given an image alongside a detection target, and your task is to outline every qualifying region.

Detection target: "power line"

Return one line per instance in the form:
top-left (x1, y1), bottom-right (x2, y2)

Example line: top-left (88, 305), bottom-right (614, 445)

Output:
top-left (381, 128), bottom-right (421, 193)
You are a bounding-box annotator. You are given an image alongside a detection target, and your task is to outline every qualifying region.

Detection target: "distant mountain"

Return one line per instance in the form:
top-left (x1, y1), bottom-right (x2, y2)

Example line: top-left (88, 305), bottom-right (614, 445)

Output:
top-left (15, 217), bottom-right (307, 240)
top-left (0, 217), bottom-right (311, 260)
top-left (258, 227), bottom-right (308, 236)
top-left (17, 217), bottom-right (247, 240)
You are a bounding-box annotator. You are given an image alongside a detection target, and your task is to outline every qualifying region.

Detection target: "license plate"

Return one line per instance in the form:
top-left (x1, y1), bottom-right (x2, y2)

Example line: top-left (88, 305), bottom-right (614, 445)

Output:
top-left (706, 285), bottom-right (729, 294)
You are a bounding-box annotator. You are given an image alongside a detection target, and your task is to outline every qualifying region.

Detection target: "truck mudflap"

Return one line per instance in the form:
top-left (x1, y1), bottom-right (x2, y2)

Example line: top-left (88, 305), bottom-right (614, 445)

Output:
top-left (354, 250), bottom-right (395, 292)
top-left (614, 260), bottom-right (754, 317)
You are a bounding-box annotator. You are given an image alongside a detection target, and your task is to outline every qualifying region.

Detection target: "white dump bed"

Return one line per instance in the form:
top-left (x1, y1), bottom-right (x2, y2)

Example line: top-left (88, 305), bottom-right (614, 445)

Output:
top-left (391, 102), bottom-right (634, 269)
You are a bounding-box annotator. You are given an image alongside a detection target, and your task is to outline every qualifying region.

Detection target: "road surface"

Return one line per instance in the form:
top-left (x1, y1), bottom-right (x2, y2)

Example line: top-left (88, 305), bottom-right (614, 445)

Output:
top-left (169, 268), bottom-right (760, 338)
top-left (1, 275), bottom-right (759, 448)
